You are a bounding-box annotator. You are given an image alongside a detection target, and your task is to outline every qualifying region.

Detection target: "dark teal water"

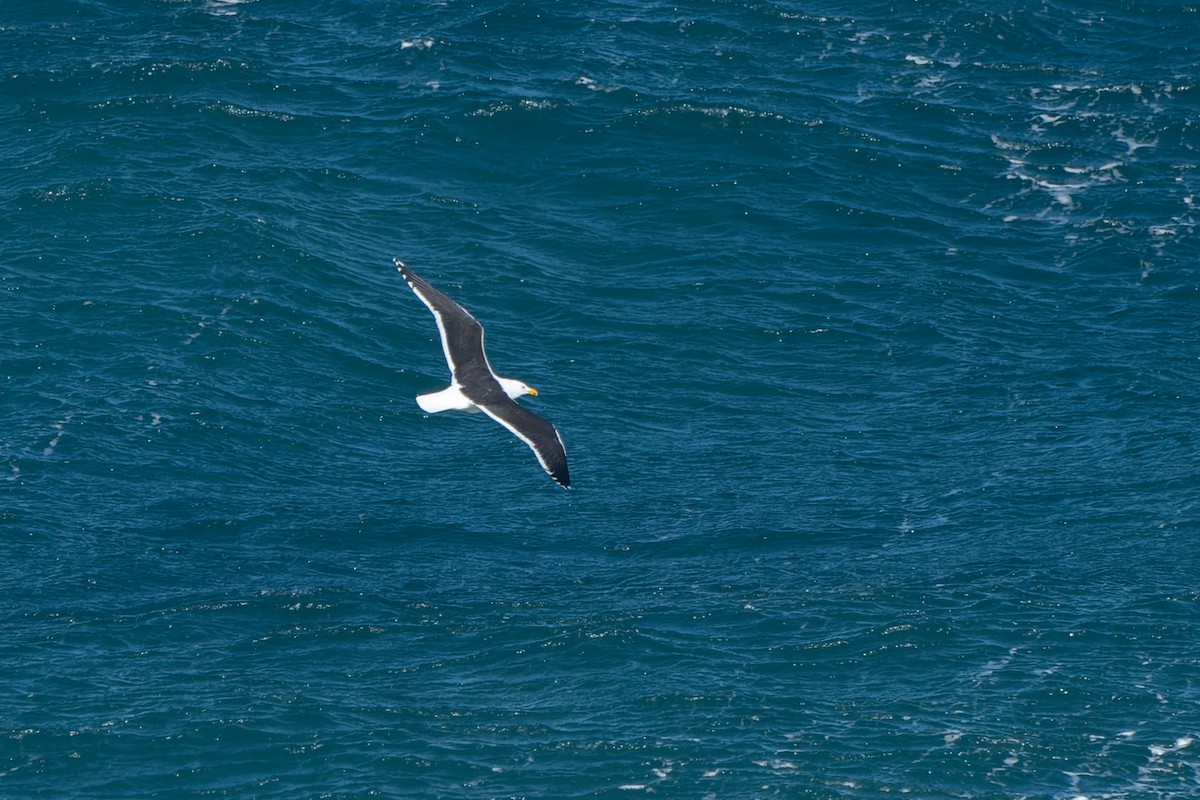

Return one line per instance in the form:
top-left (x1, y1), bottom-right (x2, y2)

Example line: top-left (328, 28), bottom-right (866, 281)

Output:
top-left (4, 2), bottom-right (1200, 797)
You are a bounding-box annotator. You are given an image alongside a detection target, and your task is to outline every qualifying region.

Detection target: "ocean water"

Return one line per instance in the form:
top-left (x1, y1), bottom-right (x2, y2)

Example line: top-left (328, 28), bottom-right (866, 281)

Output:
top-left (4, 1), bottom-right (1199, 797)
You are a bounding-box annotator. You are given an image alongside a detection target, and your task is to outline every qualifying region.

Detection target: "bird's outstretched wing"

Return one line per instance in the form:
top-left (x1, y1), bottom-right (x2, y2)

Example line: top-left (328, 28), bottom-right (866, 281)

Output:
top-left (395, 259), bottom-right (491, 383)
top-left (479, 398), bottom-right (571, 489)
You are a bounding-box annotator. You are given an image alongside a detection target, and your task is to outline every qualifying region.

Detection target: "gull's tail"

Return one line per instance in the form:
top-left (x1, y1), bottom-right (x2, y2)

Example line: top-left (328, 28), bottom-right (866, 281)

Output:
top-left (416, 385), bottom-right (475, 413)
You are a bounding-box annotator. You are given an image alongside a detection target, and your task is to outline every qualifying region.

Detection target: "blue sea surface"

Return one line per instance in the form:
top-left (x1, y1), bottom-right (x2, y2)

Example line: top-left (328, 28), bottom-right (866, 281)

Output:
top-left (3, 1), bottom-right (1199, 797)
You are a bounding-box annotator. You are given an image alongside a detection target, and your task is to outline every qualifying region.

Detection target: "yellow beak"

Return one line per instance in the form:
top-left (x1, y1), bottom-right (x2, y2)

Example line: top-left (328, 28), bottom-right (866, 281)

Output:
top-left (528, 387), bottom-right (539, 396)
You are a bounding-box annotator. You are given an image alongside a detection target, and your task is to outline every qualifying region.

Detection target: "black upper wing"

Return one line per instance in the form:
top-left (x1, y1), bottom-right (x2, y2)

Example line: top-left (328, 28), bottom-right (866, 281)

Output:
top-left (396, 260), bottom-right (495, 386)
top-left (478, 398), bottom-right (571, 489)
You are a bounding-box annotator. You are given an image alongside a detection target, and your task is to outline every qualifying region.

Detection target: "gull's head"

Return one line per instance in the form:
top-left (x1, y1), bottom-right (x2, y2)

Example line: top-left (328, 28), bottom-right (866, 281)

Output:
top-left (499, 378), bottom-right (537, 400)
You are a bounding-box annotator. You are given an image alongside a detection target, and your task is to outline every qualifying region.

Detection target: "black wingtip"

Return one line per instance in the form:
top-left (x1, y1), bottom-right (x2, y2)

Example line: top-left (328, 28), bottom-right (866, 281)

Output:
top-left (547, 457), bottom-right (571, 489)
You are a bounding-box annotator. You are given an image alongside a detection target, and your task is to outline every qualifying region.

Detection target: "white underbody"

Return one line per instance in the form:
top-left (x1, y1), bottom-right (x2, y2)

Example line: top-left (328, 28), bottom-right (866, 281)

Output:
top-left (417, 377), bottom-right (531, 414)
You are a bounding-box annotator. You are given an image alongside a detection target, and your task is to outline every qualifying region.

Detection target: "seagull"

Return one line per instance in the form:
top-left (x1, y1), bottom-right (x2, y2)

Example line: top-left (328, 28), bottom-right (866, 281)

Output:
top-left (395, 258), bottom-right (571, 489)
